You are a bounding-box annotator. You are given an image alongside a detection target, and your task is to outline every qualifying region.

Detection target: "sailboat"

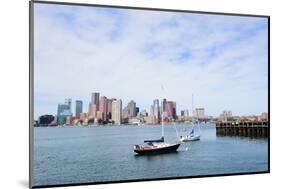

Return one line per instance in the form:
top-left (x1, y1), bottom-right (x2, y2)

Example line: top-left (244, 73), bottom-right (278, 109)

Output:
top-left (133, 104), bottom-right (181, 155)
top-left (180, 94), bottom-right (201, 142)
top-left (180, 128), bottom-right (200, 142)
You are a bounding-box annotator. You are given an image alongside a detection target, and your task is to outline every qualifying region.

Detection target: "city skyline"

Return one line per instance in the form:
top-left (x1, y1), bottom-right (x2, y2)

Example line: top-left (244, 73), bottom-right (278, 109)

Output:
top-left (39, 92), bottom-right (267, 120)
top-left (35, 91), bottom-right (268, 126)
top-left (34, 4), bottom-right (268, 118)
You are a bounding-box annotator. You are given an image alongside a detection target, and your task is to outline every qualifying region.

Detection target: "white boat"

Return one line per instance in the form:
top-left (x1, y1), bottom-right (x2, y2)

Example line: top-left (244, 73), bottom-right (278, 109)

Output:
top-left (180, 94), bottom-right (201, 142)
top-left (180, 129), bottom-right (200, 142)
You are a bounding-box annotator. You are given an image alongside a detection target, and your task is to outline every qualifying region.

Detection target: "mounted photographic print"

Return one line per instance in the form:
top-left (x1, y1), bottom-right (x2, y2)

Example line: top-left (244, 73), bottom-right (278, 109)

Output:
top-left (29, 1), bottom-right (270, 188)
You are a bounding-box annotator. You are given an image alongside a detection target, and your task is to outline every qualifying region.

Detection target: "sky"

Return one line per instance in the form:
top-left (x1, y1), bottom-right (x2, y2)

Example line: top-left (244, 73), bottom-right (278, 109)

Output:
top-left (33, 3), bottom-right (268, 119)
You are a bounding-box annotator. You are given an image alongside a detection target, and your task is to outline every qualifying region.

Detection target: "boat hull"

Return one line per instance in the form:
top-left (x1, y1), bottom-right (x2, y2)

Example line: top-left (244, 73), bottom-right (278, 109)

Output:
top-left (180, 135), bottom-right (200, 142)
top-left (134, 143), bottom-right (180, 155)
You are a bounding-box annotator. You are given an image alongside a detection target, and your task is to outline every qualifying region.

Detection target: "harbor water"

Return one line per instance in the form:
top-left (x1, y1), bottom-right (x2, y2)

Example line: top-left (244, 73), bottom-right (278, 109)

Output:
top-left (33, 124), bottom-right (268, 186)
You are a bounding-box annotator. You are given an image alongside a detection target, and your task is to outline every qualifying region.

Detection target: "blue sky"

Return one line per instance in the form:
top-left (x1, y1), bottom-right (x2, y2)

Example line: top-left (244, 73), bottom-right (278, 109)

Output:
top-left (34, 3), bottom-right (268, 119)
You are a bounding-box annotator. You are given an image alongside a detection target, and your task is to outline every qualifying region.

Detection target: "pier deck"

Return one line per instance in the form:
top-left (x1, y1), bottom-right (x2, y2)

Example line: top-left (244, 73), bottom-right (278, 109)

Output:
top-left (215, 121), bottom-right (268, 138)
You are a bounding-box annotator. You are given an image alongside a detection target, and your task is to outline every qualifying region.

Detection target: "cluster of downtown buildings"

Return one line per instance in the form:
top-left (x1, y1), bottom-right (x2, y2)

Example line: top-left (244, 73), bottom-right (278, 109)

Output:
top-left (36, 92), bottom-right (208, 126)
top-left (35, 92), bottom-right (268, 127)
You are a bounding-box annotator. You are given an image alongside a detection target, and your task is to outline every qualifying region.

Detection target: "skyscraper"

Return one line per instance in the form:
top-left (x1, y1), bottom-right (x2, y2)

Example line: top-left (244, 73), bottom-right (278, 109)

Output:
top-left (99, 96), bottom-right (107, 121)
top-left (91, 92), bottom-right (100, 108)
top-left (112, 99), bottom-right (122, 125)
top-left (161, 98), bottom-right (167, 115)
top-left (150, 105), bottom-right (155, 117)
top-left (106, 98), bottom-right (116, 120)
top-left (57, 104), bottom-right (70, 116)
top-left (165, 101), bottom-right (176, 120)
top-left (57, 101), bottom-right (72, 125)
top-left (153, 99), bottom-right (160, 120)
top-left (149, 99), bottom-right (160, 124)
top-left (165, 101), bottom-right (173, 119)
top-left (65, 98), bottom-right (72, 112)
top-left (127, 100), bottom-right (136, 118)
top-left (88, 103), bottom-right (97, 118)
top-left (89, 92), bottom-right (100, 118)
top-left (75, 100), bottom-right (83, 118)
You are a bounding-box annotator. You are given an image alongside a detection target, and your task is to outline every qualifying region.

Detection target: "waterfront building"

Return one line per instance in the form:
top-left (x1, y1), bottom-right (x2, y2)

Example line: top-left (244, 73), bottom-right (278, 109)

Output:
top-left (180, 110), bottom-right (185, 120)
top-left (194, 108), bottom-right (205, 119)
top-left (122, 107), bottom-right (130, 120)
top-left (57, 104), bottom-right (70, 116)
top-left (180, 109), bottom-right (189, 120)
top-left (150, 105), bottom-right (156, 124)
top-left (96, 111), bottom-right (104, 121)
top-left (79, 112), bottom-right (88, 123)
top-left (89, 103), bottom-right (98, 118)
top-left (161, 111), bottom-right (169, 123)
top-left (57, 109), bottom-right (72, 125)
top-left (38, 115), bottom-right (55, 126)
top-left (140, 109), bottom-right (148, 117)
top-left (91, 92), bottom-right (100, 110)
top-left (161, 98), bottom-right (167, 115)
top-left (165, 102), bottom-right (173, 119)
top-left (150, 99), bottom-right (161, 124)
top-left (66, 116), bottom-right (76, 125)
top-left (260, 112), bottom-right (268, 121)
top-left (184, 110), bottom-right (189, 119)
top-left (166, 101), bottom-right (176, 120)
top-left (75, 100), bottom-right (83, 118)
top-left (137, 109), bottom-right (148, 123)
top-left (106, 98), bottom-right (116, 120)
top-left (99, 96), bottom-right (107, 121)
top-left (57, 99), bottom-right (73, 125)
top-left (150, 105), bottom-right (154, 117)
top-left (153, 99), bottom-right (160, 120)
top-left (88, 103), bottom-right (92, 116)
top-left (112, 99), bottom-right (122, 125)
top-left (136, 107), bottom-right (140, 115)
top-left (127, 100), bottom-right (136, 118)
top-left (149, 106), bottom-right (157, 124)
top-left (65, 98), bottom-right (72, 112)
top-left (219, 110), bottom-right (232, 122)
top-left (181, 110), bottom-right (184, 116)
top-left (73, 118), bottom-right (80, 125)
top-left (184, 110), bottom-right (189, 118)
top-left (247, 115), bottom-right (259, 122)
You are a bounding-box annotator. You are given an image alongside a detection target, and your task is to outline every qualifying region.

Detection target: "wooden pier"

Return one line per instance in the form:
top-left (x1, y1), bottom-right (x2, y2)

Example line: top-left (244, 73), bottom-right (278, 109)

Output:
top-left (215, 121), bottom-right (268, 138)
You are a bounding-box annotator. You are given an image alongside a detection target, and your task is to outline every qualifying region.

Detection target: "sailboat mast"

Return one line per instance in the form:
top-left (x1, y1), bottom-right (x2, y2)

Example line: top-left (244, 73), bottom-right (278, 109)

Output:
top-left (192, 93), bottom-right (194, 125)
top-left (162, 102), bottom-right (164, 138)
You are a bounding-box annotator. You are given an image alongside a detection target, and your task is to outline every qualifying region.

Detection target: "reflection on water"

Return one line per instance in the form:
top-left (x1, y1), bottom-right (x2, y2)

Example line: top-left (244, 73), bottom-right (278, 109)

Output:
top-left (33, 124), bottom-right (268, 186)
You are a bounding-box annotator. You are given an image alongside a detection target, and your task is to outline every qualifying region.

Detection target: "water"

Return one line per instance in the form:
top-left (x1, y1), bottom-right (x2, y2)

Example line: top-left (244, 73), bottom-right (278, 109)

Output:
top-left (33, 124), bottom-right (268, 186)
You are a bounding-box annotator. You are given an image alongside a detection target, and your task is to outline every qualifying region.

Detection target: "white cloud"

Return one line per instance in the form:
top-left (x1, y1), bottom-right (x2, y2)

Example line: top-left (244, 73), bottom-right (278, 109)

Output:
top-left (33, 3), bottom-right (268, 118)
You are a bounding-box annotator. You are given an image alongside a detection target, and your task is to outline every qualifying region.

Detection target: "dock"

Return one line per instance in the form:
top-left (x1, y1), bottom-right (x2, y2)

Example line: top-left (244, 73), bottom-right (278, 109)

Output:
top-left (215, 121), bottom-right (268, 138)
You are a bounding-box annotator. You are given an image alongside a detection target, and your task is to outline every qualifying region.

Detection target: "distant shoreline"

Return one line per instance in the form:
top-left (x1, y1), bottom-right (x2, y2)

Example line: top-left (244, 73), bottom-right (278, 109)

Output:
top-left (34, 122), bottom-right (215, 128)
